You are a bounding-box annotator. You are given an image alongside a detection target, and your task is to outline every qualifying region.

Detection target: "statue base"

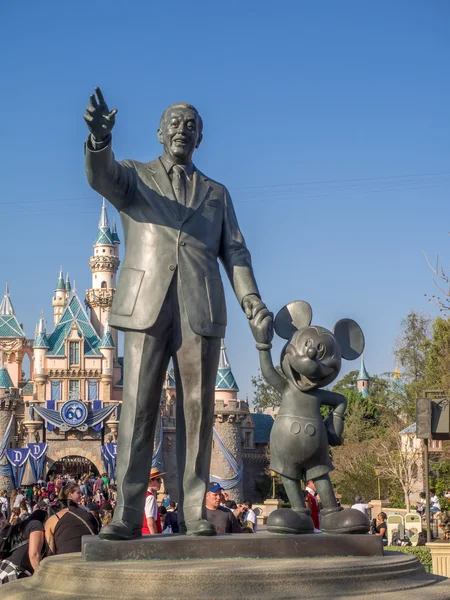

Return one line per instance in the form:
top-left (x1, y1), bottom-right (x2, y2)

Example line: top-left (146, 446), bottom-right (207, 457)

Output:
top-left (3, 534), bottom-right (450, 599)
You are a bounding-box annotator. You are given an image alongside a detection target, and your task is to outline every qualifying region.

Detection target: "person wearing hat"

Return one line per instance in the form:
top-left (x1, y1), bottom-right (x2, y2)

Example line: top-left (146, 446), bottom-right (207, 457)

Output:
top-left (205, 483), bottom-right (242, 534)
top-left (143, 468), bottom-right (166, 535)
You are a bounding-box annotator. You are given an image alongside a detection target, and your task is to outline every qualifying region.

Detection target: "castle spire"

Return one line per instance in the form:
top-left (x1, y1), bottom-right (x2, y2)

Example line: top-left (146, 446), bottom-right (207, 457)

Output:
top-left (65, 273), bottom-right (71, 292)
top-left (34, 310), bottom-right (49, 349)
top-left (94, 199), bottom-right (114, 246)
top-left (216, 339), bottom-right (239, 392)
top-left (111, 219), bottom-right (121, 245)
top-left (356, 355), bottom-right (370, 398)
top-left (55, 266), bottom-right (65, 291)
top-left (0, 282), bottom-right (15, 316)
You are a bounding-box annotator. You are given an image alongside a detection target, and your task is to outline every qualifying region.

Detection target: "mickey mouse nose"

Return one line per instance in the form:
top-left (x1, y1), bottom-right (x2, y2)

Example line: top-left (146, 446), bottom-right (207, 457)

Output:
top-left (307, 346), bottom-right (318, 359)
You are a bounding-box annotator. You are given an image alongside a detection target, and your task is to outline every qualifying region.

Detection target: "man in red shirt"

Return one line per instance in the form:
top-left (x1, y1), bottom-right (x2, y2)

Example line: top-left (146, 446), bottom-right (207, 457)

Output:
top-left (142, 468), bottom-right (166, 535)
top-left (305, 480), bottom-right (320, 531)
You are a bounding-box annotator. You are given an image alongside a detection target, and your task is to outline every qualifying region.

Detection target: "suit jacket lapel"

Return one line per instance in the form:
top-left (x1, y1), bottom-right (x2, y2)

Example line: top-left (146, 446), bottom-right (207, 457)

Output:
top-left (184, 169), bottom-right (212, 223)
top-left (146, 158), bottom-right (183, 221)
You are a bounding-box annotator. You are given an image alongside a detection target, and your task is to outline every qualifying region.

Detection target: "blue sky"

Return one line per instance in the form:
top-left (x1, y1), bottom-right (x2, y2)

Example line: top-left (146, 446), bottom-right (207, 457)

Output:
top-left (1, 1), bottom-right (449, 398)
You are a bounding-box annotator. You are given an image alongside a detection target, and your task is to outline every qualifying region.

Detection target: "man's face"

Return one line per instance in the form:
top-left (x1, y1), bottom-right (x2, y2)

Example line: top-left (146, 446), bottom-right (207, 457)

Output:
top-left (206, 491), bottom-right (221, 508)
top-left (149, 477), bottom-right (162, 491)
top-left (158, 107), bottom-right (202, 162)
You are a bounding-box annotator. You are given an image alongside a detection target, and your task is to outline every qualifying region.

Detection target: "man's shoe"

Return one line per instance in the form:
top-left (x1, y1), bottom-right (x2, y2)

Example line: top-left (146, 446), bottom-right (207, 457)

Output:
top-left (182, 519), bottom-right (216, 536)
top-left (98, 520), bottom-right (142, 540)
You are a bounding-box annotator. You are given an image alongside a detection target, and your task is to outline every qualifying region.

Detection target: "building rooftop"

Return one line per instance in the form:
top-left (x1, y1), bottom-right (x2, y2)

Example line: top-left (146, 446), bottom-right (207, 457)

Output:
top-left (399, 423), bottom-right (416, 435)
top-left (215, 340), bottom-right (239, 391)
top-left (0, 366), bottom-right (13, 390)
top-left (46, 294), bottom-right (102, 357)
top-left (357, 356), bottom-right (370, 382)
top-left (251, 412), bottom-right (275, 444)
top-left (95, 199), bottom-right (114, 247)
top-left (0, 284), bottom-right (25, 338)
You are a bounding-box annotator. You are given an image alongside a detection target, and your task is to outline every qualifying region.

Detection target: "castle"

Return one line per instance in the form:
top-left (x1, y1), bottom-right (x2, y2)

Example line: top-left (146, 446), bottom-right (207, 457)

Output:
top-left (0, 201), bottom-right (273, 501)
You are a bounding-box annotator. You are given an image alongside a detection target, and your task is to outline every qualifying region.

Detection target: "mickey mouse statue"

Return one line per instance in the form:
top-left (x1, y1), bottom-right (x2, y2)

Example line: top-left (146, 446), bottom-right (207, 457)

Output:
top-left (250, 300), bottom-right (370, 535)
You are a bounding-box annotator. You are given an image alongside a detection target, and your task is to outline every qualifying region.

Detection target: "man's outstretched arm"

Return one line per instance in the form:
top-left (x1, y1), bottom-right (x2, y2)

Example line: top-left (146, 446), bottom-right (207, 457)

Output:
top-left (84, 87), bottom-right (135, 211)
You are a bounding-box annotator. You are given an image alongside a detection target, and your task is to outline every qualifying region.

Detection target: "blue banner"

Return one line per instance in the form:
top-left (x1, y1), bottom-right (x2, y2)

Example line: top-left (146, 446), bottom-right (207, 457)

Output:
top-left (27, 443), bottom-right (47, 482)
top-left (92, 400), bottom-right (102, 432)
top-left (6, 447), bottom-right (30, 488)
top-left (104, 443), bottom-right (117, 480)
top-left (46, 400), bottom-right (56, 431)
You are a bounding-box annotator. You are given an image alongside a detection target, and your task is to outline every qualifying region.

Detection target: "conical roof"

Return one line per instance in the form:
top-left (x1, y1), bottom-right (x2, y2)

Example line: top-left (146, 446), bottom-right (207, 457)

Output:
top-left (0, 350), bottom-right (13, 389)
top-left (99, 321), bottom-right (115, 349)
top-left (111, 219), bottom-right (120, 244)
top-left (357, 355), bottom-right (370, 382)
top-left (94, 199), bottom-right (114, 247)
top-left (55, 267), bottom-right (65, 291)
top-left (0, 284), bottom-right (25, 338)
top-left (65, 273), bottom-right (71, 292)
top-left (215, 340), bottom-right (239, 391)
top-left (34, 312), bottom-right (49, 349)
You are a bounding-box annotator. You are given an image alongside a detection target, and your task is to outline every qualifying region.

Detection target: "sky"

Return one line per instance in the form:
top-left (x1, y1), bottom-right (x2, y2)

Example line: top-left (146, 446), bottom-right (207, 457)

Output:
top-left (1, 1), bottom-right (449, 399)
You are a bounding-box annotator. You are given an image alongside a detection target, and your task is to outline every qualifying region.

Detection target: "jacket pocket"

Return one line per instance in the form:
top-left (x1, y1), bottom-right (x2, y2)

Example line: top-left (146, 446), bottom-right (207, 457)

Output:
top-left (114, 268), bottom-right (145, 316)
top-left (205, 277), bottom-right (227, 326)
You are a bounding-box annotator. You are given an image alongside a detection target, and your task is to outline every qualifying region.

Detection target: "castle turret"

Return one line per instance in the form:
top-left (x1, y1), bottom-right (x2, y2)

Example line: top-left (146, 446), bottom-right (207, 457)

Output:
top-left (65, 273), bottom-right (71, 302)
top-left (356, 355), bottom-right (370, 398)
top-left (211, 340), bottom-right (247, 502)
top-left (33, 312), bottom-right (49, 385)
top-left (85, 199), bottom-right (120, 357)
top-left (0, 349), bottom-right (19, 492)
top-left (0, 283), bottom-right (26, 388)
top-left (52, 267), bottom-right (66, 326)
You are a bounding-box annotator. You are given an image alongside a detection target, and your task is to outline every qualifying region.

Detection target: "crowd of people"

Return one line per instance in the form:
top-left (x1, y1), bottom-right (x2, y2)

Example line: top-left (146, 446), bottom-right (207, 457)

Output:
top-left (0, 471), bottom-right (116, 584)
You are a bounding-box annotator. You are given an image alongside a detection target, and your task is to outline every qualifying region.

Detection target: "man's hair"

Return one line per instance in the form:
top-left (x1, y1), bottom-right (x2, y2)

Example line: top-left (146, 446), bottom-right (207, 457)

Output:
top-left (243, 500), bottom-right (252, 509)
top-left (355, 495), bottom-right (363, 504)
top-left (430, 488), bottom-right (436, 494)
top-left (159, 103), bottom-right (203, 135)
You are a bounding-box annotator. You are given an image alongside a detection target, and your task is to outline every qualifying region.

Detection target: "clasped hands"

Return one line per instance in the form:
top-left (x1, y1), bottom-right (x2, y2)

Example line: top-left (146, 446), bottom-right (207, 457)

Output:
top-left (243, 294), bottom-right (274, 350)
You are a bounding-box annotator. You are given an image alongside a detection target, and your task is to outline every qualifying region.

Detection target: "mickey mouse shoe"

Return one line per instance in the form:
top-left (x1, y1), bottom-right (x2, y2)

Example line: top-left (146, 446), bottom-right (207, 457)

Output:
top-left (320, 507), bottom-right (370, 534)
top-left (267, 508), bottom-right (314, 534)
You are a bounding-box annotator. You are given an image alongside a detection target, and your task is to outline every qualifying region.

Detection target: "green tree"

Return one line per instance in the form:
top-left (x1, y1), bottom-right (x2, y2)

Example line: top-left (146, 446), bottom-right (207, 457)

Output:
top-left (251, 369), bottom-right (282, 411)
top-left (424, 317), bottom-right (450, 394)
top-left (395, 311), bottom-right (431, 382)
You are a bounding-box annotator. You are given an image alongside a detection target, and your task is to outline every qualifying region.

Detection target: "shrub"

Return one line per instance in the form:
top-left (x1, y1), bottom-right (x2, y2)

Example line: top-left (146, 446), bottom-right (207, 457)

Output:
top-left (386, 545), bottom-right (432, 566)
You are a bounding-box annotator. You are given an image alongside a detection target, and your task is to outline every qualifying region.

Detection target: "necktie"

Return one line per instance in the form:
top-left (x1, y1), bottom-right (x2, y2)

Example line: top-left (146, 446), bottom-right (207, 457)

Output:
top-left (172, 165), bottom-right (186, 207)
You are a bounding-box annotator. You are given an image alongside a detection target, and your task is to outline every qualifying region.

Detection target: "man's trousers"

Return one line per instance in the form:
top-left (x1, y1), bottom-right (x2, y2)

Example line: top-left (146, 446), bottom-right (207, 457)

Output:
top-left (113, 275), bottom-right (222, 526)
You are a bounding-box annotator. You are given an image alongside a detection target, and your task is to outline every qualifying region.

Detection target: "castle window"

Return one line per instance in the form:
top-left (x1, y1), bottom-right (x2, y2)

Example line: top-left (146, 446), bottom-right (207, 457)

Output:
top-left (244, 431), bottom-right (252, 448)
top-left (101, 281), bottom-right (107, 289)
top-left (69, 342), bottom-right (79, 366)
top-left (69, 379), bottom-right (80, 399)
top-left (103, 249), bottom-right (105, 253)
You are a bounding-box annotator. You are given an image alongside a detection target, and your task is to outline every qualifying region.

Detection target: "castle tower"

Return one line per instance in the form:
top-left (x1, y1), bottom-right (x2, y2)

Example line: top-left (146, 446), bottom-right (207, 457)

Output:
top-left (85, 199), bottom-right (120, 358)
top-left (0, 349), bottom-right (19, 492)
top-left (98, 320), bottom-right (115, 402)
top-left (0, 284), bottom-right (26, 388)
top-left (65, 273), bottom-right (71, 302)
top-left (356, 355), bottom-right (370, 398)
top-left (211, 340), bottom-right (247, 502)
top-left (33, 312), bottom-right (49, 387)
top-left (52, 267), bottom-right (66, 326)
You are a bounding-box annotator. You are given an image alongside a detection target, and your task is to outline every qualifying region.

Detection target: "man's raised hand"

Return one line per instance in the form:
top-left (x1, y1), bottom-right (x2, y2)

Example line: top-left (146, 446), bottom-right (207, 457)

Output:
top-left (83, 87), bottom-right (118, 142)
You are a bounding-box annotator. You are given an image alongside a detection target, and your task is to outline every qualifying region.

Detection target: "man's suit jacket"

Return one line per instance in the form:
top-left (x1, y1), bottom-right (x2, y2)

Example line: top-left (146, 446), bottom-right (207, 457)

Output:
top-left (85, 139), bottom-right (259, 338)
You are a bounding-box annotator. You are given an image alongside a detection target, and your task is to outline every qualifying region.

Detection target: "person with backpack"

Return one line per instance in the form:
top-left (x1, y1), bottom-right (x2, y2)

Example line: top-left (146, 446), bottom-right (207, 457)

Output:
top-left (0, 510), bottom-right (46, 584)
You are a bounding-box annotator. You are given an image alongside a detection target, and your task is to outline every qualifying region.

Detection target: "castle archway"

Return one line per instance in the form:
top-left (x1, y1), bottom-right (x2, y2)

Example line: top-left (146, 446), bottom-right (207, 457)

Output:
top-left (46, 445), bottom-right (103, 479)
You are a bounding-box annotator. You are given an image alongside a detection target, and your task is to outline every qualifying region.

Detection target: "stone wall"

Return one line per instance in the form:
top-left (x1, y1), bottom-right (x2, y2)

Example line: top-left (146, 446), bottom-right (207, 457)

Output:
top-left (46, 439), bottom-right (103, 475)
top-left (210, 419), bottom-right (243, 502)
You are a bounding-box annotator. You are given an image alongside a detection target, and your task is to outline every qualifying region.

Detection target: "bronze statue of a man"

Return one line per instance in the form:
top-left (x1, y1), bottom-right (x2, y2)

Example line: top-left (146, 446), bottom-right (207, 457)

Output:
top-left (84, 88), bottom-right (268, 539)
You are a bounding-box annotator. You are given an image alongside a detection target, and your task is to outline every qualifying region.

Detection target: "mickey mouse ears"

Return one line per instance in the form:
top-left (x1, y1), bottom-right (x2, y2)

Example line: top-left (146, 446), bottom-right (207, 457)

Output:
top-left (274, 300), bottom-right (313, 340)
top-left (333, 319), bottom-right (365, 360)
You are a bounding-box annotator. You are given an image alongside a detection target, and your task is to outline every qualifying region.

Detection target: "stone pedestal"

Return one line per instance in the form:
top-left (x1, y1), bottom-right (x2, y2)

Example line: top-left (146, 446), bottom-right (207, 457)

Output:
top-left (4, 534), bottom-right (450, 599)
top-left (428, 541), bottom-right (450, 577)
top-left (264, 497), bottom-right (284, 518)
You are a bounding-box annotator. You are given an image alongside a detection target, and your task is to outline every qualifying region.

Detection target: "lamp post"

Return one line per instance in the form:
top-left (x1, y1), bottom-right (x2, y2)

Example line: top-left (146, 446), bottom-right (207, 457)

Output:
top-left (270, 470), bottom-right (277, 499)
top-left (374, 462), bottom-right (382, 501)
